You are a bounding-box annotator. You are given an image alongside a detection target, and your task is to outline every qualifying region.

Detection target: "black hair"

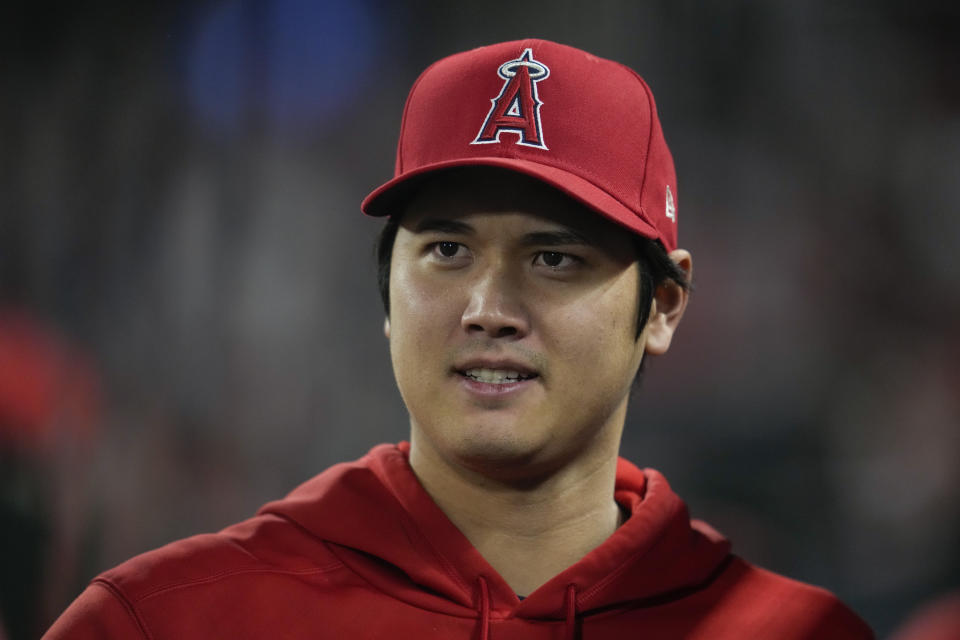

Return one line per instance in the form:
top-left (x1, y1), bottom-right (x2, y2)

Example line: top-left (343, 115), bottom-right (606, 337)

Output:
top-left (374, 215), bottom-right (689, 341)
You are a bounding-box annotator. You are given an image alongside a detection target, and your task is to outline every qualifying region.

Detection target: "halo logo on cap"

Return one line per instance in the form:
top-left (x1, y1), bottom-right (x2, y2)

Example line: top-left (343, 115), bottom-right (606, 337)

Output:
top-left (471, 48), bottom-right (550, 150)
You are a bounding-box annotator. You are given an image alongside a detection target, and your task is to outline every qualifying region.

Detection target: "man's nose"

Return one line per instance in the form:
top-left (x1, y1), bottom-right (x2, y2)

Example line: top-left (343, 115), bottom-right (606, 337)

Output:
top-left (460, 268), bottom-right (530, 339)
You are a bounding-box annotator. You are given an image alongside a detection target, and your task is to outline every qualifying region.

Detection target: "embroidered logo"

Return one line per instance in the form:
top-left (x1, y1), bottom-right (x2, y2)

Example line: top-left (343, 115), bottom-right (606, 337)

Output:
top-left (665, 184), bottom-right (676, 222)
top-left (472, 48), bottom-right (550, 150)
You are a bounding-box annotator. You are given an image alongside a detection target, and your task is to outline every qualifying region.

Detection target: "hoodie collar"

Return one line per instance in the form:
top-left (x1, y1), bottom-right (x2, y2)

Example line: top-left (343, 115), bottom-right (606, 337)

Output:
top-left (260, 443), bottom-right (730, 620)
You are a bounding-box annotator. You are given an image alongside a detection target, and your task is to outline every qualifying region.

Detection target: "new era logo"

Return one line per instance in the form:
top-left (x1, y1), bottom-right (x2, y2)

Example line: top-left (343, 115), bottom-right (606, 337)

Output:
top-left (665, 185), bottom-right (676, 222)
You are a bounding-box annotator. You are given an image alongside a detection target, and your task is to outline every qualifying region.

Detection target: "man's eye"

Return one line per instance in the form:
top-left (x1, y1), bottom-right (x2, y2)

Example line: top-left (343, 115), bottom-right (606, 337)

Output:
top-left (534, 251), bottom-right (577, 269)
top-left (431, 241), bottom-right (464, 258)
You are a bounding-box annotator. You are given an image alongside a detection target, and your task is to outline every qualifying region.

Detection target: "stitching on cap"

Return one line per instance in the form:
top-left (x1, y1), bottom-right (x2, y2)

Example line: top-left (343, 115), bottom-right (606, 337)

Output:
top-left (396, 58), bottom-right (448, 175)
top-left (618, 63), bottom-right (657, 219)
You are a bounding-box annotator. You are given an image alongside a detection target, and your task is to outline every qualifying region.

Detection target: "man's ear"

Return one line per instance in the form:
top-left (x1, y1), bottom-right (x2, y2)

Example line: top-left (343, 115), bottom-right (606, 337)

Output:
top-left (643, 249), bottom-right (692, 356)
top-left (383, 317), bottom-right (391, 339)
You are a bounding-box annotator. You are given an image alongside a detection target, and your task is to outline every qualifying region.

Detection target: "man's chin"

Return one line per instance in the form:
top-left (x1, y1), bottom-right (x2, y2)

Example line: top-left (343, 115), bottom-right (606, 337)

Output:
top-left (447, 432), bottom-right (563, 485)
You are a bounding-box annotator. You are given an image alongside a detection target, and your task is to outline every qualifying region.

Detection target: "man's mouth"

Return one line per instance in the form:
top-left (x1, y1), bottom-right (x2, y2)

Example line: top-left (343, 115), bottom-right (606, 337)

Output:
top-left (460, 368), bottom-right (538, 384)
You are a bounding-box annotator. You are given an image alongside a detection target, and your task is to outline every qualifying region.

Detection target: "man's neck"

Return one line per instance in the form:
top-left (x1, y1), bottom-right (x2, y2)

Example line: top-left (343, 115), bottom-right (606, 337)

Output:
top-left (409, 435), bottom-right (623, 597)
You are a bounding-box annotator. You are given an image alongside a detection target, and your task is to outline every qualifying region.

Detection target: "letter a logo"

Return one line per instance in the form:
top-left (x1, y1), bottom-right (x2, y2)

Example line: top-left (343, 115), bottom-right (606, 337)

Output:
top-left (472, 48), bottom-right (550, 150)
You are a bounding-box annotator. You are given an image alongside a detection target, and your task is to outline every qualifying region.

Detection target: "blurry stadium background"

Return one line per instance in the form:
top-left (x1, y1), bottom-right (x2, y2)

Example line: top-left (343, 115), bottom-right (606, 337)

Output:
top-left (1, 1), bottom-right (958, 637)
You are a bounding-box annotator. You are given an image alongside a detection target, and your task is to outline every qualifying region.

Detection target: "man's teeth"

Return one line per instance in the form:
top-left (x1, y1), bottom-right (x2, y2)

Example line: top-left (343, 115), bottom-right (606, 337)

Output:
top-left (463, 368), bottom-right (533, 384)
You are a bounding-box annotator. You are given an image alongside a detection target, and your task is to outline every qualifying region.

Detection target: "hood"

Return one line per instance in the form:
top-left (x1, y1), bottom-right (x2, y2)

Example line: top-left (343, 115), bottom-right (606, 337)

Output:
top-left (259, 443), bottom-right (731, 622)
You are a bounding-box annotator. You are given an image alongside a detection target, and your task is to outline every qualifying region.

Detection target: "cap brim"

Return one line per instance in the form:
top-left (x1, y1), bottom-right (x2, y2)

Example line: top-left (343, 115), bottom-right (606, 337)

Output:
top-left (361, 158), bottom-right (660, 241)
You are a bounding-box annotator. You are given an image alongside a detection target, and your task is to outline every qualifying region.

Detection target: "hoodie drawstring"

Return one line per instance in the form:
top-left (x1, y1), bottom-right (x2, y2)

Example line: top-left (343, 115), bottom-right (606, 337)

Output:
top-left (564, 584), bottom-right (578, 640)
top-left (477, 577), bottom-right (491, 640)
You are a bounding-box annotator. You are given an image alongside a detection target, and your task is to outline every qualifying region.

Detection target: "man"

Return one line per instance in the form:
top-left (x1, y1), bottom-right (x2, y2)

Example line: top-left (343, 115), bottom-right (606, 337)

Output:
top-left (46, 39), bottom-right (873, 638)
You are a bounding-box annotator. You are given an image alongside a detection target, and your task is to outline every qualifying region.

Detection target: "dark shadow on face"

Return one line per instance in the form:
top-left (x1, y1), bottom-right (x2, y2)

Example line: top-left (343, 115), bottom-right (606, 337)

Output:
top-left (400, 167), bottom-right (639, 271)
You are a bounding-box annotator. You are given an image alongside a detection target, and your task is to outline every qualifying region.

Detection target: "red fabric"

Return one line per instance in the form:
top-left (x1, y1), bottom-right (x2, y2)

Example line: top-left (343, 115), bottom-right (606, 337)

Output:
top-left (362, 39), bottom-right (679, 252)
top-left (45, 443), bottom-right (873, 639)
top-left (0, 309), bottom-right (100, 451)
top-left (888, 591), bottom-right (960, 640)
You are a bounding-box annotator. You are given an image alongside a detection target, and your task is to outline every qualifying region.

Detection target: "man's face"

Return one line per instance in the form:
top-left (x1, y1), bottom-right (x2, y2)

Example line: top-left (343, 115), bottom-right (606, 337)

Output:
top-left (386, 171), bottom-right (648, 480)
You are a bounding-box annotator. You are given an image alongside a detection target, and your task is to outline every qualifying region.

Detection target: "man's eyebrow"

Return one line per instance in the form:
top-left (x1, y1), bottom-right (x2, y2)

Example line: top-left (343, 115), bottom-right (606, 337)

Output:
top-left (411, 218), bottom-right (475, 235)
top-left (520, 229), bottom-right (594, 247)
top-left (410, 218), bottom-right (594, 246)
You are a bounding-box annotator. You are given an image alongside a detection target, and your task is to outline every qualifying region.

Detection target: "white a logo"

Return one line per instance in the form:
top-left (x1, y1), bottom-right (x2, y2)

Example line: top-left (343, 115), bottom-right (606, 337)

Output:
top-left (472, 48), bottom-right (550, 149)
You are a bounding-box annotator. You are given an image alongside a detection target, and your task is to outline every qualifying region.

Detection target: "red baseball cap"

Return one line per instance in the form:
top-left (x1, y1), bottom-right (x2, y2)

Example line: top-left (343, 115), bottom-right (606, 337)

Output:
top-left (362, 38), bottom-right (679, 251)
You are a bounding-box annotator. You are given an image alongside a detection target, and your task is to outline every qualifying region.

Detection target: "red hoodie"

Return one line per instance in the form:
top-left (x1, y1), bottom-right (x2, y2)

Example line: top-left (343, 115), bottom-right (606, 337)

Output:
top-left (45, 443), bottom-right (873, 639)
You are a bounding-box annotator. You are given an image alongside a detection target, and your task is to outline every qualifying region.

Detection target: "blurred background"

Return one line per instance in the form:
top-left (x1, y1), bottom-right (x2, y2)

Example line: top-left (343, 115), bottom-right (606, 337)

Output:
top-left (1, 0), bottom-right (958, 637)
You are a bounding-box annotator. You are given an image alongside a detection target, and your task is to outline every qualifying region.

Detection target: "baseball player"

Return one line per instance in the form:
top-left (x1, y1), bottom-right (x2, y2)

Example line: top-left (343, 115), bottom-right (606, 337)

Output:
top-left (46, 39), bottom-right (873, 639)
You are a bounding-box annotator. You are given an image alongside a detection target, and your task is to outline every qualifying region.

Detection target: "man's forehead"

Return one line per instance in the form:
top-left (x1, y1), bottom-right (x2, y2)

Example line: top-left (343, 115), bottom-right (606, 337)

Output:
top-left (407, 215), bottom-right (596, 249)
top-left (399, 168), bottom-right (634, 244)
